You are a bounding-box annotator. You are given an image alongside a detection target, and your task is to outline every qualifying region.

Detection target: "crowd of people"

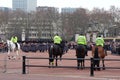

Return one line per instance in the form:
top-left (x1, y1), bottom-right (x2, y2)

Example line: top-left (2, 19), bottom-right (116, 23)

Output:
top-left (0, 34), bottom-right (120, 55)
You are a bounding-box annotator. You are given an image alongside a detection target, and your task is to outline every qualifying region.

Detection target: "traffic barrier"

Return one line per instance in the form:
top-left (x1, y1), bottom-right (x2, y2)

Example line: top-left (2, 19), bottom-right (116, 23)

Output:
top-left (22, 56), bottom-right (90, 74)
top-left (22, 56), bottom-right (120, 76)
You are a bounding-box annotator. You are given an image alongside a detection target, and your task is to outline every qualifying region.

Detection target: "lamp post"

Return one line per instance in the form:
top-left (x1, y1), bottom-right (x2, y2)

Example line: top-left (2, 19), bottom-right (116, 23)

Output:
top-left (113, 25), bottom-right (117, 37)
top-left (22, 28), bottom-right (25, 41)
top-left (25, 13), bottom-right (30, 40)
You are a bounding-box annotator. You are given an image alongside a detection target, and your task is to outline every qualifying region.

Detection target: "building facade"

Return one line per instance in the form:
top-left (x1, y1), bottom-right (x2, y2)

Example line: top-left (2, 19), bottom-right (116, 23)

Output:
top-left (0, 7), bottom-right (11, 11)
top-left (61, 8), bottom-right (77, 13)
top-left (35, 6), bottom-right (60, 39)
top-left (12, 0), bottom-right (37, 12)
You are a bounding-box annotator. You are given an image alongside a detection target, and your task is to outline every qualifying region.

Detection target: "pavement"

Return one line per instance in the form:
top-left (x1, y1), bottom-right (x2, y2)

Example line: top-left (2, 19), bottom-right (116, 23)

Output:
top-left (0, 50), bottom-right (120, 80)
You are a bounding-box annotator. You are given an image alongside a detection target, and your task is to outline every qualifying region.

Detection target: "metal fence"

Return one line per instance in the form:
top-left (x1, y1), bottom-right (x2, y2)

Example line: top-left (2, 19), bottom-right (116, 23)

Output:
top-left (22, 56), bottom-right (120, 76)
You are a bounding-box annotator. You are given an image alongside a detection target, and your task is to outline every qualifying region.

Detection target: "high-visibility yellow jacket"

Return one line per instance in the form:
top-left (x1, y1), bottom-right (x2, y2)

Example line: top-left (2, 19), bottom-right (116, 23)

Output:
top-left (95, 37), bottom-right (104, 47)
top-left (77, 35), bottom-right (87, 45)
top-left (53, 35), bottom-right (62, 44)
top-left (11, 36), bottom-right (18, 43)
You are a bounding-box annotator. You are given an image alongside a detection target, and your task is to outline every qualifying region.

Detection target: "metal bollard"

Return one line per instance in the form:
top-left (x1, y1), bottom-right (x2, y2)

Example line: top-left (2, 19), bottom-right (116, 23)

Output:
top-left (22, 56), bottom-right (26, 74)
top-left (90, 58), bottom-right (94, 76)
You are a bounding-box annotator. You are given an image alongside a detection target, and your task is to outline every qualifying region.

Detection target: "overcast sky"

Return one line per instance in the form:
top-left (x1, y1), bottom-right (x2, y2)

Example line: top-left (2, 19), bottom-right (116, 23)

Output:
top-left (0, 0), bottom-right (120, 10)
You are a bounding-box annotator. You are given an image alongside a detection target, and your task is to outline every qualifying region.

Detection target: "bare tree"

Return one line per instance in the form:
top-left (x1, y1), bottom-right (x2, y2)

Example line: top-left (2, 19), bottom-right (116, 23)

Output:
top-left (36, 7), bottom-right (59, 39)
top-left (7, 9), bottom-right (27, 40)
top-left (89, 8), bottom-right (113, 36)
top-left (61, 8), bottom-right (89, 40)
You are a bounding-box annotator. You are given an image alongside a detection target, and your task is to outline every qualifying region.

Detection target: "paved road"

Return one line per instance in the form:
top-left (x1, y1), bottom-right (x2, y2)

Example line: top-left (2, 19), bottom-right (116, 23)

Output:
top-left (0, 50), bottom-right (120, 80)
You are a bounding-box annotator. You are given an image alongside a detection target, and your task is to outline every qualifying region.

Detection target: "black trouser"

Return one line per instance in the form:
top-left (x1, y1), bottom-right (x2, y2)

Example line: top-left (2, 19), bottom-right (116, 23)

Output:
top-left (78, 44), bottom-right (88, 56)
top-left (78, 44), bottom-right (85, 49)
top-left (84, 45), bottom-right (88, 56)
top-left (55, 43), bottom-right (63, 53)
top-left (15, 43), bottom-right (18, 49)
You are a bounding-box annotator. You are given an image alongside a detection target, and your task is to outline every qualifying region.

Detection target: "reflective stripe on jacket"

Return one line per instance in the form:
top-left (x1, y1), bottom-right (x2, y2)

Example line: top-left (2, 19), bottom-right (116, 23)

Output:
top-left (95, 37), bottom-right (104, 47)
top-left (77, 36), bottom-right (87, 45)
top-left (53, 35), bottom-right (62, 44)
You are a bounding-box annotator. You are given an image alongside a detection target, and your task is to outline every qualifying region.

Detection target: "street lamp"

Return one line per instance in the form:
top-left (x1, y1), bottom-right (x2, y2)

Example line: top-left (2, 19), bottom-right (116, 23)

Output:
top-left (113, 25), bottom-right (117, 37)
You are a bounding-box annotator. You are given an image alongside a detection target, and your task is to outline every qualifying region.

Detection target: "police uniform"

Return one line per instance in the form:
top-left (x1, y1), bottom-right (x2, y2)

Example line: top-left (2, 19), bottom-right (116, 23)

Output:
top-left (11, 36), bottom-right (18, 48)
top-left (53, 35), bottom-right (62, 45)
top-left (95, 37), bottom-right (104, 47)
top-left (77, 35), bottom-right (87, 45)
top-left (77, 35), bottom-right (87, 55)
top-left (53, 35), bottom-right (63, 52)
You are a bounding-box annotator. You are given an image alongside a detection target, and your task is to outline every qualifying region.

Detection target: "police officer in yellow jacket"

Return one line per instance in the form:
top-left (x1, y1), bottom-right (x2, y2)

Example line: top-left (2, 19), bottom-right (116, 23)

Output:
top-left (77, 33), bottom-right (87, 55)
top-left (53, 34), bottom-right (62, 45)
top-left (53, 34), bottom-right (63, 52)
top-left (77, 34), bottom-right (87, 46)
top-left (95, 35), bottom-right (104, 47)
top-left (11, 35), bottom-right (18, 49)
top-left (95, 35), bottom-right (107, 55)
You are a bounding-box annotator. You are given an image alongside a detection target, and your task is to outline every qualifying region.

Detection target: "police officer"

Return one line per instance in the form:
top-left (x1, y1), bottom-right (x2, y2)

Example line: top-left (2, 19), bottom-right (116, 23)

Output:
top-left (11, 35), bottom-right (18, 49)
top-left (53, 34), bottom-right (63, 52)
top-left (95, 35), bottom-right (107, 55)
top-left (95, 35), bottom-right (104, 47)
top-left (53, 34), bottom-right (62, 45)
top-left (77, 33), bottom-right (87, 55)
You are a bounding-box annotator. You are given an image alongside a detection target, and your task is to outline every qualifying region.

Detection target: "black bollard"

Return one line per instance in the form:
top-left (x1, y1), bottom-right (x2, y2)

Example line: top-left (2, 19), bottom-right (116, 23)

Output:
top-left (90, 58), bottom-right (94, 76)
top-left (22, 56), bottom-right (26, 74)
